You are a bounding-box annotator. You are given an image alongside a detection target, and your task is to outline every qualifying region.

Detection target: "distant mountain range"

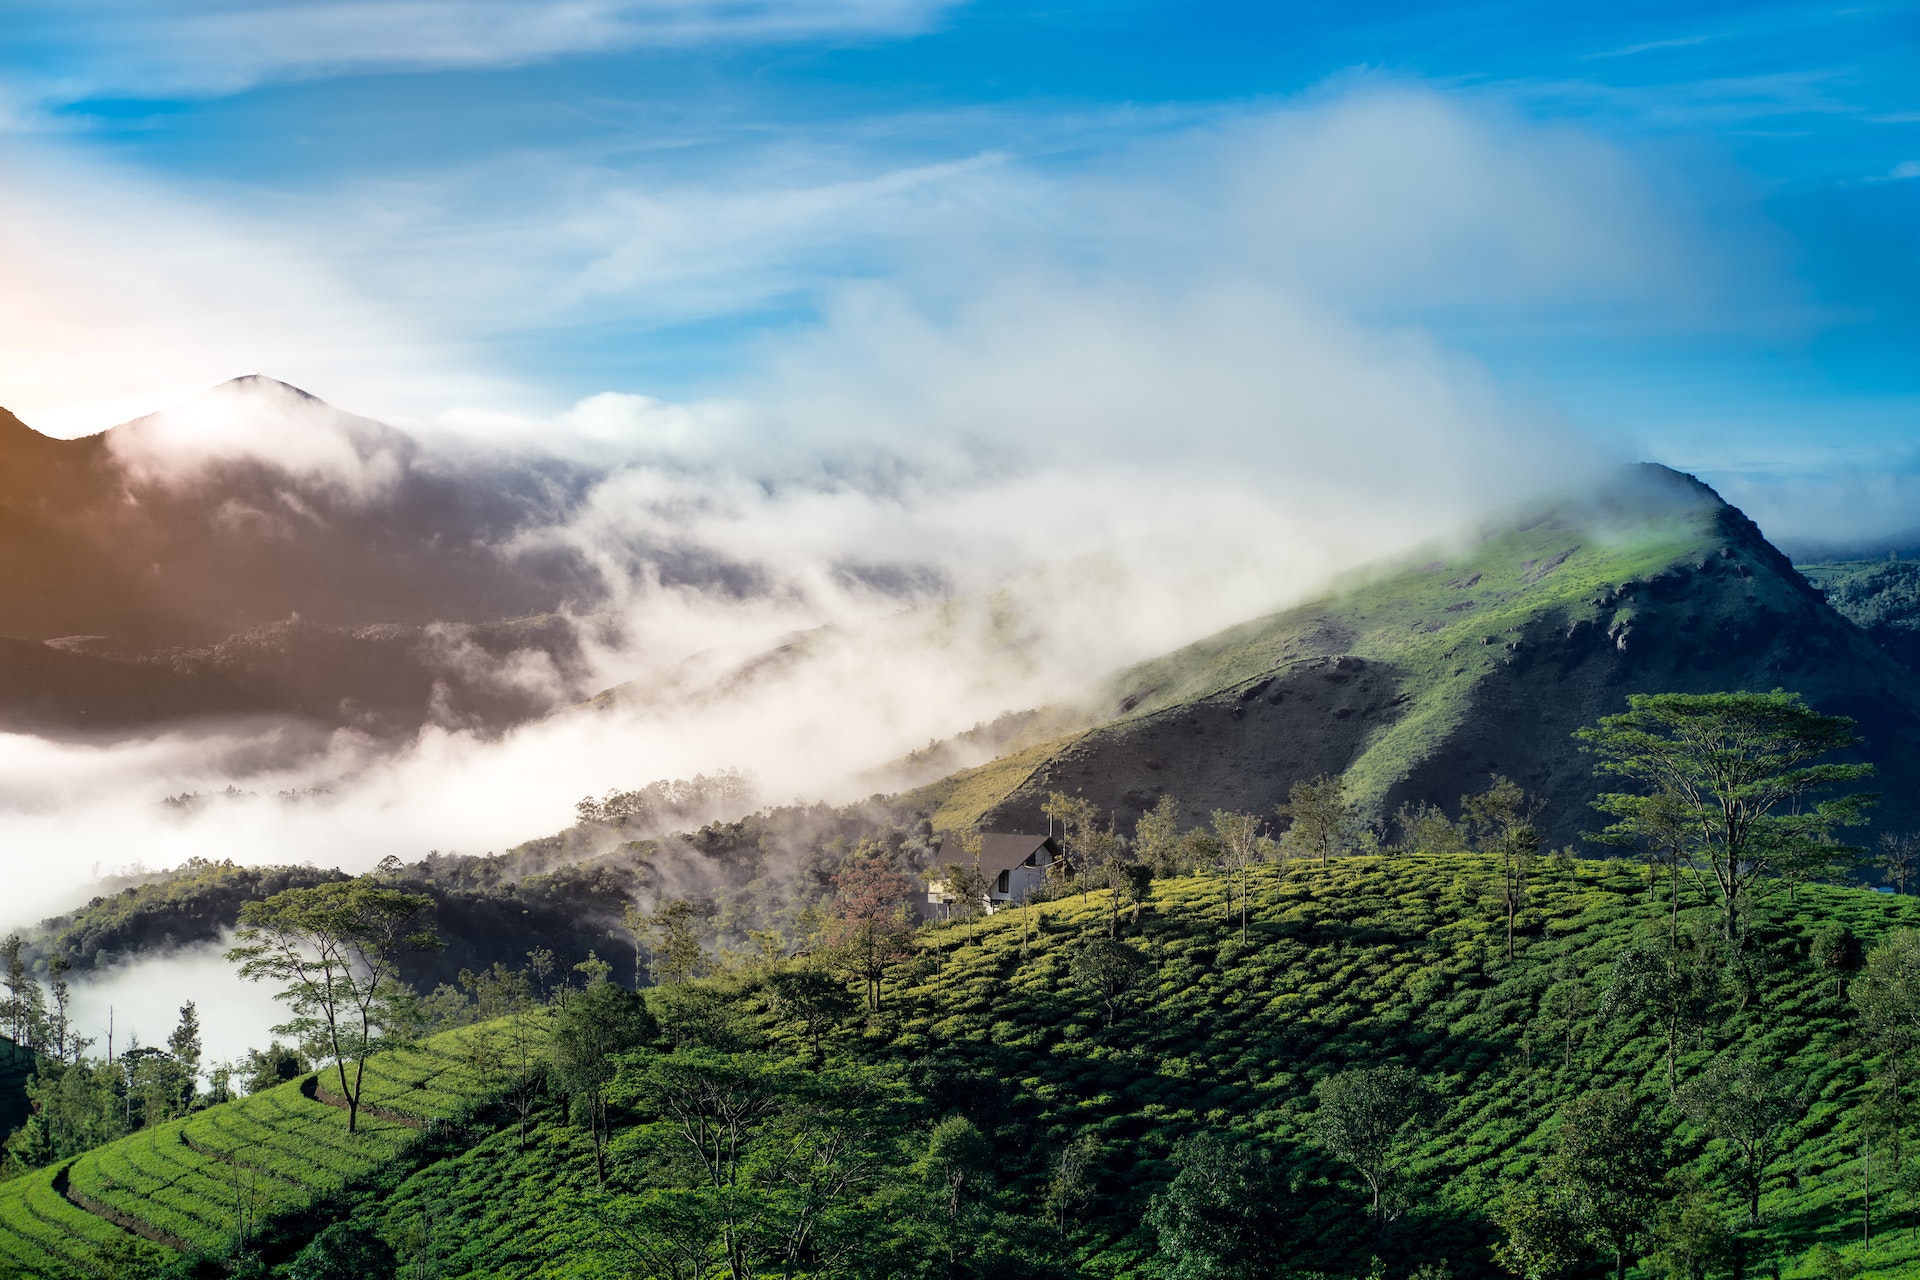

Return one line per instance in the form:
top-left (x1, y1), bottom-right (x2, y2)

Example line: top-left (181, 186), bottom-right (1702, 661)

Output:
top-left (0, 377), bottom-right (604, 734)
top-left (914, 464), bottom-right (1920, 850)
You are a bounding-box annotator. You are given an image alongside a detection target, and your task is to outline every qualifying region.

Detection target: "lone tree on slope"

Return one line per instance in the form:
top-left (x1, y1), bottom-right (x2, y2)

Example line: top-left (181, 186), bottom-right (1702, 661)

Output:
top-left (1278, 773), bottom-right (1353, 869)
top-left (824, 848), bottom-right (915, 1012)
top-left (1312, 1065), bottom-right (1436, 1248)
top-left (1579, 691), bottom-right (1875, 943)
top-left (1463, 776), bottom-right (1544, 960)
top-left (226, 878), bottom-right (440, 1133)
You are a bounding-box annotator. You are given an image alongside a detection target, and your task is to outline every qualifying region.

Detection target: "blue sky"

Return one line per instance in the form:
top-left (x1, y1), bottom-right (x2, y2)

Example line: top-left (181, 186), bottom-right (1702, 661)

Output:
top-left (2, 0), bottom-right (1918, 540)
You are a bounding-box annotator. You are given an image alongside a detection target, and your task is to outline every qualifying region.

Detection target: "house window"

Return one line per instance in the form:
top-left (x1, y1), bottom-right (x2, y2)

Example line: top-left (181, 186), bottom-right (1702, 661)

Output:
top-left (996, 869), bottom-right (1011, 894)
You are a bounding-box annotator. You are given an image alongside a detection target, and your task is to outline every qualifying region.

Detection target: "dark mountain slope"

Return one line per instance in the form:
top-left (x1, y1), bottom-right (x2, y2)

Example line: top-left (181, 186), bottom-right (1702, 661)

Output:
top-left (0, 378), bottom-right (600, 647)
top-left (942, 465), bottom-right (1920, 850)
top-left (1799, 558), bottom-right (1920, 675)
top-left (0, 379), bottom-right (612, 733)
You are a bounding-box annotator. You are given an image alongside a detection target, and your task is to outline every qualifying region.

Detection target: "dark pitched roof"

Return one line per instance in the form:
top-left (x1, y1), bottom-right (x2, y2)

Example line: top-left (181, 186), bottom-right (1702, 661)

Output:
top-left (934, 832), bottom-right (1055, 877)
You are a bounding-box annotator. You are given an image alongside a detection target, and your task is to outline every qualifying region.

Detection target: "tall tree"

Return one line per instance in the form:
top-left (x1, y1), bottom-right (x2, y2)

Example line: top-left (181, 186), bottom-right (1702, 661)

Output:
top-left (1852, 929), bottom-right (1920, 1086)
top-left (167, 1001), bottom-right (203, 1115)
top-left (1579, 691), bottom-right (1875, 942)
top-left (1603, 932), bottom-right (1724, 1097)
top-left (1676, 1057), bottom-right (1799, 1231)
top-left (1394, 801), bottom-right (1467, 856)
top-left (225, 879), bottom-right (440, 1133)
top-left (823, 849), bottom-right (914, 1012)
top-left (1068, 936), bottom-right (1148, 1027)
top-left (934, 853), bottom-right (992, 942)
top-left (1135, 796), bottom-right (1186, 877)
top-left (914, 1115), bottom-right (996, 1276)
top-left (620, 1049), bottom-right (787, 1280)
top-left (1592, 789), bottom-right (1692, 943)
top-left (1278, 773), bottom-right (1352, 868)
top-left (1147, 1130), bottom-right (1292, 1280)
top-left (1546, 1087), bottom-right (1668, 1280)
top-left (1493, 1184), bottom-right (1586, 1280)
top-left (766, 966), bottom-right (856, 1064)
top-left (1312, 1065), bottom-right (1435, 1247)
top-left (1209, 810), bottom-right (1263, 937)
top-left (1811, 925), bottom-right (1865, 1001)
top-left (552, 976), bottom-right (655, 1184)
top-left (1043, 792), bottom-right (1100, 882)
top-left (1878, 832), bottom-right (1920, 895)
top-left (629, 900), bottom-right (709, 986)
top-left (1, 933), bottom-right (47, 1052)
top-left (1463, 776), bottom-right (1544, 960)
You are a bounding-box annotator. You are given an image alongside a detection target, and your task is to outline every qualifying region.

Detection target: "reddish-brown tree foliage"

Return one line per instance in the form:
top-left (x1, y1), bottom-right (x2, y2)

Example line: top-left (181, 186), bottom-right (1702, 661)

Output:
top-left (825, 850), bottom-right (916, 1011)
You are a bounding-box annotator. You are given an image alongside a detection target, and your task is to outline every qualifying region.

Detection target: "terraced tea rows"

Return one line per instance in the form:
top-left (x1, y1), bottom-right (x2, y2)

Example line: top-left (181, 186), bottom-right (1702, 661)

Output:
top-left (0, 1019), bottom-right (533, 1277)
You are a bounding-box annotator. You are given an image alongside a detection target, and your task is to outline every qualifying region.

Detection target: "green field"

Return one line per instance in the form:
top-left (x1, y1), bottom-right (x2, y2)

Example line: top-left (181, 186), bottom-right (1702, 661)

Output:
top-left (0, 1020), bottom-right (530, 1278)
top-left (273, 853), bottom-right (1920, 1280)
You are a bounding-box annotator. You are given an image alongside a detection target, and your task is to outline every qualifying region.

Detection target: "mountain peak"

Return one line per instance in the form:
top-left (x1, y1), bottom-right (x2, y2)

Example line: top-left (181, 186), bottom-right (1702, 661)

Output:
top-left (208, 374), bottom-right (324, 403)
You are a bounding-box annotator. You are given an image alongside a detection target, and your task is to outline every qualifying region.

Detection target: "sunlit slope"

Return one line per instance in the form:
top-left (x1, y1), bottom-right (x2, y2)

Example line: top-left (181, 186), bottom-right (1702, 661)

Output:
top-left (0, 1020), bottom-right (532, 1278)
top-left (304, 856), bottom-right (1920, 1280)
top-left (946, 465), bottom-right (1920, 847)
top-left (885, 855), bottom-right (1920, 1277)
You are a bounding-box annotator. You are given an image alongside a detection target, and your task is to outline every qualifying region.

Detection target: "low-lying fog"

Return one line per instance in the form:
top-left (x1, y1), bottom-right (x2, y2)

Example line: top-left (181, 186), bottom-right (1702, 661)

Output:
top-left (63, 946), bottom-right (287, 1070)
top-left (6, 84), bottom-right (1746, 934)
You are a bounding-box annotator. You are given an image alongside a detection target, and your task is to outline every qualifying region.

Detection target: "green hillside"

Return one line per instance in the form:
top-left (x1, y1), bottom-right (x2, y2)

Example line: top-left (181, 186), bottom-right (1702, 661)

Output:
top-left (0, 1020), bottom-right (527, 1278)
top-left (275, 855), bottom-right (1920, 1280)
top-left (1800, 559), bottom-right (1920, 675)
top-left (936, 466), bottom-right (1920, 850)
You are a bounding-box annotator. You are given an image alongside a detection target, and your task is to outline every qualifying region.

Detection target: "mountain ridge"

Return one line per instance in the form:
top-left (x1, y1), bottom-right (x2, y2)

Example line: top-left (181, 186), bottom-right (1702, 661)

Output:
top-left (914, 464), bottom-right (1920, 851)
top-left (0, 381), bottom-right (606, 734)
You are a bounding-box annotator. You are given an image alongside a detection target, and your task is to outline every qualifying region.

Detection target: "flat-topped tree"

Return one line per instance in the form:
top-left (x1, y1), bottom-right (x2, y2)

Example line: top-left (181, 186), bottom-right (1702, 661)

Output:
top-left (1579, 691), bottom-right (1876, 942)
top-left (226, 878), bottom-right (440, 1132)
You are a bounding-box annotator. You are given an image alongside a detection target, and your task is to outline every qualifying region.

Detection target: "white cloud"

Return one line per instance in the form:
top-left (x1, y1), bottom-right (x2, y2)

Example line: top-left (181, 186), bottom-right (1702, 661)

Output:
top-left (0, 83), bottom-right (1762, 925)
top-left (1, 87), bottom-right (1750, 436)
top-left (12, 0), bottom-right (958, 100)
top-left (105, 376), bottom-right (415, 504)
top-left (0, 137), bottom-right (519, 436)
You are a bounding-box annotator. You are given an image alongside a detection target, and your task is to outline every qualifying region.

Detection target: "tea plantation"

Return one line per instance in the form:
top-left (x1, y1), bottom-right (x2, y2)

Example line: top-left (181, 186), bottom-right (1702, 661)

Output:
top-left (8, 855), bottom-right (1920, 1279)
top-left (280, 853), bottom-right (1920, 1280)
top-left (0, 1020), bottom-right (521, 1278)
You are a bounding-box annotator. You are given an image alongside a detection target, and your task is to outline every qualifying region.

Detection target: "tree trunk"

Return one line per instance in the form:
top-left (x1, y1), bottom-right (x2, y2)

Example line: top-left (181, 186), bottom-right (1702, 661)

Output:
top-left (340, 1057), bottom-right (360, 1134)
top-left (1864, 1152), bottom-right (1872, 1249)
top-left (1669, 863), bottom-right (1679, 946)
top-left (593, 1095), bottom-right (607, 1186)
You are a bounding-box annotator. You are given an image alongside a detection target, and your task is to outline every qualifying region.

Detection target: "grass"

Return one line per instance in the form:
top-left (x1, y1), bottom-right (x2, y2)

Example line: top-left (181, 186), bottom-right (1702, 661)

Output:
top-left (906, 468), bottom-right (1744, 831)
top-left (1087, 488), bottom-right (1720, 814)
top-left (300, 851), bottom-right (1920, 1280)
top-left (874, 854), bottom-right (1920, 1278)
top-left (0, 1018), bottom-right (534, 1277)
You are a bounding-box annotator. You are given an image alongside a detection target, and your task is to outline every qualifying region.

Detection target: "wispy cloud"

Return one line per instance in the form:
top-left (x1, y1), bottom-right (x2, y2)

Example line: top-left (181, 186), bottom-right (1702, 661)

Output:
top-left (10, 0), bottom-right (959, 101)
top-left (3, 85), bottom-right (1707, 926)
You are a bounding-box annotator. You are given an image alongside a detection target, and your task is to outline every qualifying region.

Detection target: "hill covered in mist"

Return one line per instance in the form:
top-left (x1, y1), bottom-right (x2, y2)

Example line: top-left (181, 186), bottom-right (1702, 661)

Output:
top-left (0, 378), bottom-right (607, 735)
top-left (919, 464), bottom-right (1920, 850)
top-left (20, 462), bottom-right (1920, 992)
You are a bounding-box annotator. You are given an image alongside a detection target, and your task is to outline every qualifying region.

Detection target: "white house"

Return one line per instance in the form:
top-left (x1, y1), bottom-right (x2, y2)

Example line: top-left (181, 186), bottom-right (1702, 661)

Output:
top-left (926, 832), bottom-right (1059, 915)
